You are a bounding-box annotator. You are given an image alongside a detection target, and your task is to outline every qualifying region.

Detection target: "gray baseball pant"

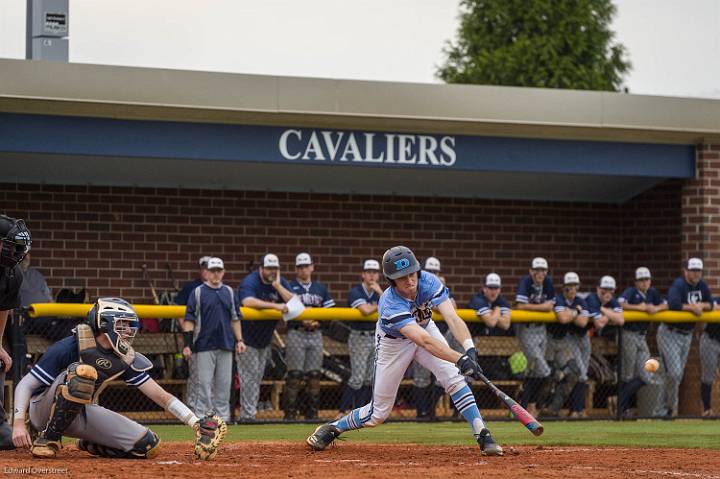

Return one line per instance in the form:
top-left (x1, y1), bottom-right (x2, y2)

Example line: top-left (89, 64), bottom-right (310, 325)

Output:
top-left (193, 349), bottom-right (233, 421)
top-left (237, 345), bottom-right (271, 420)
top-left (30, 374), bottom-right (148, 451)
top-left (657, 323), bottom-right (692, 414)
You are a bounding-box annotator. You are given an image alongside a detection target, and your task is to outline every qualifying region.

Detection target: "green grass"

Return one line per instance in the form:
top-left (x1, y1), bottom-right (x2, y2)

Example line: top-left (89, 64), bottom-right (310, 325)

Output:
top-left (152, 420), bottom-right (720, 449)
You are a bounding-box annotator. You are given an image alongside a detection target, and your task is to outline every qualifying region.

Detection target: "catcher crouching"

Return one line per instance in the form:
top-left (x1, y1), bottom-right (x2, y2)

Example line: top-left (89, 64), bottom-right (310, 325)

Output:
top-left (11, 297), bottom-right (226, 460)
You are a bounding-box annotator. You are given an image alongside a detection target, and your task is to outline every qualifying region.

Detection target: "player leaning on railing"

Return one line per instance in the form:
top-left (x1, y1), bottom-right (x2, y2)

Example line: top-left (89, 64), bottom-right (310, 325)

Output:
top-left (307, 245), bottom-right (503, 456)
top-left (11, 297), bottom-right (226, 460)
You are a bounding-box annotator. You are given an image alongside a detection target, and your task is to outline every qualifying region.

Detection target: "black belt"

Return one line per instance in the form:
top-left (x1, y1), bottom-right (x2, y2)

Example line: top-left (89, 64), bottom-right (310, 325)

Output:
top-left (384, 333), bottom-right (398, 339)
top-left (668, 325), bottom-right (692, 335)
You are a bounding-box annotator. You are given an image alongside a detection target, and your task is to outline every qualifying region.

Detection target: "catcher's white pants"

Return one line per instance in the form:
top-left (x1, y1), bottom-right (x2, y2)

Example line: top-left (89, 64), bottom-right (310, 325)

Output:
top-left (352, 320), bottom-right (466, 428)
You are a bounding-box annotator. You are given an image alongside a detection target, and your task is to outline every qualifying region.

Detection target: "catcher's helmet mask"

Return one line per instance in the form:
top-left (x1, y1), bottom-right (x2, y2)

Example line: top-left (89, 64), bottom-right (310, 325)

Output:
top-left (0, 215), bottom-right (32, 269)
top-left (87, 298), bottom-right (140, 356)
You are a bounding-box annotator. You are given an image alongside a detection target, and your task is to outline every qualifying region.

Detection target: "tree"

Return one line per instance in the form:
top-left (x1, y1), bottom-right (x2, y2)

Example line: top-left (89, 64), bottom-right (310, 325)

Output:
top-left (437, 0), bottom-right (631, 91)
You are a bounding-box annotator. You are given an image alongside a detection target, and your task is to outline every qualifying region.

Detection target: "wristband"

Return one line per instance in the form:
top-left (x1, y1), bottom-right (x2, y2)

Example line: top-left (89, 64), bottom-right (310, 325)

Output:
top-left (462, 339), bottom-right (475, 352)
top-left (167, 397), bottom-right (199, 427)
top-left (236, 338), bottom-right (244, 343)
top-left (183, 331), bottom-right (194, 349)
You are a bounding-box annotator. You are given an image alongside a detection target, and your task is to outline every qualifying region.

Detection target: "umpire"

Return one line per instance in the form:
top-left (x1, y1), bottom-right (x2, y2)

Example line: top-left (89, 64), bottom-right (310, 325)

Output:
top-left (337, 259), bottom-right (382, 417)
top-left (661, 258), bottom-right (713, 417)
top-left (284, 253), bottom-right (335, 420)
top-left (183, 257), bottom-right (245, 422)
top-left (0, 214), bottom-right (31, 449)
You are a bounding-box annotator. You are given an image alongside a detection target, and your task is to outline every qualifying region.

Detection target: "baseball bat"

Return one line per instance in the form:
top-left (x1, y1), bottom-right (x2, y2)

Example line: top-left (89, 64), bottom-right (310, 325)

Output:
top-left (477, 372), bottom-right (544, 436)
top-left (141, 264), bottom-right (160, 305)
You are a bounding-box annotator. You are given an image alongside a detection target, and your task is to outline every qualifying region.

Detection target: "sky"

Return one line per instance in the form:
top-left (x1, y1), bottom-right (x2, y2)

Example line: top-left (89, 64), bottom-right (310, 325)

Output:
top-left (0, 0), bottom-right (718, 99)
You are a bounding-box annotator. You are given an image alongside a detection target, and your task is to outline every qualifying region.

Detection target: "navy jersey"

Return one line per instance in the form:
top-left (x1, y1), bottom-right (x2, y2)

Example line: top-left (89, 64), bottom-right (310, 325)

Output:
top-left (174, 278), bottom-right (203, 306)
top-left (238, 271), bottom-right (293, 348)
top-left (0, 265), bottom-right (23, 310)
top-left (29, 335), bottom-right (150, 391)
top-left (550, 294), bottom-right (589, 338)
top-left (347, 284), bottom-right (380, 331)
top-left (619, 286), bottom-right (664, 333)
top-left (377, 272), bottom-right (449, 339)
top-left (288, 279), bottom-right (335, 330)
top-left (515, 276), bottom-right (555, 305)
top-left (667, 277), bottom-right (712, 332)
top-left (586, 292), bottom-right (623, 337)
top-left (468, 293), bottom-right (513, 336)
top-left (185, 283), bottom-right (241, 352)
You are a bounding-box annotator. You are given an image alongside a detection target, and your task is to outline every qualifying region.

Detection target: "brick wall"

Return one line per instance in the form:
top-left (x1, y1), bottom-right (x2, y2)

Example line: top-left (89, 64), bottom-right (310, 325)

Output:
top-left (1, 180), bottom-right (683, 307)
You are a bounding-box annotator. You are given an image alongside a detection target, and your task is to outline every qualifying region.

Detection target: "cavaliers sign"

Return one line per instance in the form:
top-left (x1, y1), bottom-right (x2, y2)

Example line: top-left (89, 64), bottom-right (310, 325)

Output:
top-left (278, 129), bottom-right (456, 166)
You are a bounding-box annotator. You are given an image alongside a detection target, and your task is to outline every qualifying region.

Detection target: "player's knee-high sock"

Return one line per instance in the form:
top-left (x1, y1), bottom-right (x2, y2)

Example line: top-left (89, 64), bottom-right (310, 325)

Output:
top-left (701, 382), bottom-right (712, 411)
top-left (450, 384), bottom-right (485, 435)
top-left (331, 402), bottom-right (372, 432)
top-left (570, 381), bottom-right (586, 412)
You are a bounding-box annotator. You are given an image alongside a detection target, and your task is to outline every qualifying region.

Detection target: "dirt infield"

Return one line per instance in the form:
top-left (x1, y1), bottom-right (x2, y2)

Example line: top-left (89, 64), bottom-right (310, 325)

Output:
top-left (2, 442), bottom-right (720, 478)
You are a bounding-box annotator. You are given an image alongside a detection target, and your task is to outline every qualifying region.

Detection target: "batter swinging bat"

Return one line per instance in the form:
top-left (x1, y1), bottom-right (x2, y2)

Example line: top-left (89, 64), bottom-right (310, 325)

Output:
top-left (477, 372), bottom-right (544, 436)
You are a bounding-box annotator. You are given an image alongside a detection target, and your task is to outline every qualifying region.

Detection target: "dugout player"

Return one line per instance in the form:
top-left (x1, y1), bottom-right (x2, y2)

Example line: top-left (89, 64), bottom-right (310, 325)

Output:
top-left (307, 246), bottom-right (503, 456)
top-left (183, 257), bottom-right (245, 422)
top-left (515, 257), bottom-right (555, 417)
top-left (238, 253), bottom-right (295, 422)
top-left (12, 297), bottom-right (225, 459)
top-left (284, 253), bottom-right (335, 420)
top-left (617, 267), bottom-right (667, 417)
top-left (469, 273), bottom-right (512, 335)
top-left (337, 259), bottom-right (382, 417)
top-left (700, 299), bottom-right (720, 417)
top-left (661, 258), bottom-right (712, 417)
top-left (575, 276), bottom-right (624, 416)
top-left (543, 272), bottom-right (589, 417)
top-left (0, 214), bottom-right (31, 449)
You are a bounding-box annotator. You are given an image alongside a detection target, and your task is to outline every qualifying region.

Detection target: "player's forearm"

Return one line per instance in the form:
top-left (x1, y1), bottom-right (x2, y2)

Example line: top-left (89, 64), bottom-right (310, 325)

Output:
top-left (357, 303), bottom-right (377, 315)
top-left (516, 302), bottom-right (554, 312)
top-left (481, 313), bottom-right (498, 329)
top-left (418, 335), bottom-right (462, 364)
top-left (12, 373), bottom-right (42, 420)
top-left (437, 301), bottom-right (473, 351)
top-left (242, 297), bottom-right (281, 310)
top-left (231, 321), bottom-right (243, 342)
top-left (0, 310), bottom-right (8, 343)
top-left (555, 310), bottom-right (572, 324)
top-left (601, 307), bottom-right (624, 325)
top-left (140, 379), bottom-right (199, 427)
top-left (497, 313), bottom-right (511, 330)
top-left (573, 314), bottom-right (589, 328)
top-left (274, 284), bottom-right (294, 303)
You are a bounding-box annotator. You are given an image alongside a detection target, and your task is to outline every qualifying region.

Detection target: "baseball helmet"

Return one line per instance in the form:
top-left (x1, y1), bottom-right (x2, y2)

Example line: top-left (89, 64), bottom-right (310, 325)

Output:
top-left (87, 297), bottom-right (140, 357)
top-left (0, 215), bottom-right (31, 269)
top-left (382, 245), bottom-right (421, 280)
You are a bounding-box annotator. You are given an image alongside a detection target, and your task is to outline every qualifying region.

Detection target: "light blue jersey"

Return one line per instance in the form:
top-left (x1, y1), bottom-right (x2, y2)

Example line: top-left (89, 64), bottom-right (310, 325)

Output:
top-left (377, 271), bottom-right (449, 337)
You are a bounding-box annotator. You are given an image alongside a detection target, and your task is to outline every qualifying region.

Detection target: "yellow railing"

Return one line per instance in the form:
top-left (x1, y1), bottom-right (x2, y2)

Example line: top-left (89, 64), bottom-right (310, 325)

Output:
top-left (27, 303), bottom-right (720, 323)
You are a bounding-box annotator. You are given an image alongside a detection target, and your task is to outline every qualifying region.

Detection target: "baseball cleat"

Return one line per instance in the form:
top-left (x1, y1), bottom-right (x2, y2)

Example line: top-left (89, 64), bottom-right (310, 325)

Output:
top-left (476, 428), bottom-right (503, 456)
top-left (31, 437), bottom-right (61, 458)
top-left (306, 424), bottom-right (341, 451)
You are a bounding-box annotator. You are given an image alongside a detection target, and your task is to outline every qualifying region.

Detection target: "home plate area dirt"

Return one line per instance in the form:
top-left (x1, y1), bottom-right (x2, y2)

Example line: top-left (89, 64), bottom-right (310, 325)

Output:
top-left (2, 442), bottom-right (720, 478)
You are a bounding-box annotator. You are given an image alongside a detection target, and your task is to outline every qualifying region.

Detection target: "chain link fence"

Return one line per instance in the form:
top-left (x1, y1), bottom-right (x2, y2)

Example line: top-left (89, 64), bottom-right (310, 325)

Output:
top-left (6, 305), bottom-right (719, 424)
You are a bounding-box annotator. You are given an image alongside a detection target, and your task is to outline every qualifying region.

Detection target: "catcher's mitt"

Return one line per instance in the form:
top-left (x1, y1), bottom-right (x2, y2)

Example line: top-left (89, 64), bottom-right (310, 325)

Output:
top-left (193, 415), bottom-right (227, 461)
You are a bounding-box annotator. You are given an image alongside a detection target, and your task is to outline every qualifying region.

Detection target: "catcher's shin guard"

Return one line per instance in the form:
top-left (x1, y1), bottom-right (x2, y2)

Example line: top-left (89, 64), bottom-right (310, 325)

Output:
top-left (78, 430), bottom-right (160, 459)
top-left (306, 370), bottom-right (322, 420)
top-left (283, 370), bottom-right (303, 420)
top-left (33, 363), bottom-right (97, 458)
top-left (306, 424), bottom-right (340, 451)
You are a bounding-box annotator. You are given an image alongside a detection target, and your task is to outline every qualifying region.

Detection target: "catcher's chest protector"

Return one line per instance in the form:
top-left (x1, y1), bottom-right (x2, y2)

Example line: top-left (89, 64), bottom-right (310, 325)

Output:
top-left (76, 324), bottom-right (135, 402)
